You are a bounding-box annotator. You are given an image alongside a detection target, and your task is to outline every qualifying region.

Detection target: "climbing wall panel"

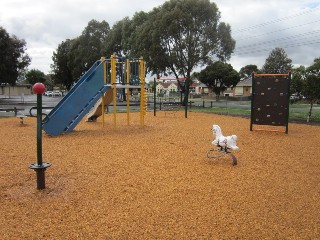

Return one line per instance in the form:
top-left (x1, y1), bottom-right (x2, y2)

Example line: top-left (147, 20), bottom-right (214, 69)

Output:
top-left (250, 73), bottom-right (291, 133)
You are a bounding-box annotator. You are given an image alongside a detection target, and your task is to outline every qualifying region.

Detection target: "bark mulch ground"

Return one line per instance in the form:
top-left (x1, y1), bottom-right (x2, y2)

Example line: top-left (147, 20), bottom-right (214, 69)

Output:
top-left (1, 111), bottom-right (319, 239)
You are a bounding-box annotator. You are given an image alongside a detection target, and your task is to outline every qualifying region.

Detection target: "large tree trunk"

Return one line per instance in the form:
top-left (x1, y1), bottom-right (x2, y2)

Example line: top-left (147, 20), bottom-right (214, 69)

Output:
top-left (183, 79), bottom-right (190, 101)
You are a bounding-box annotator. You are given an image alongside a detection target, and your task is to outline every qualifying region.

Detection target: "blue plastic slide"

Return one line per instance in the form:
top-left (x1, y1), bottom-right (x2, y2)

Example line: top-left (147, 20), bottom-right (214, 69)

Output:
top-left (43, 60), bottom-right (109, 136)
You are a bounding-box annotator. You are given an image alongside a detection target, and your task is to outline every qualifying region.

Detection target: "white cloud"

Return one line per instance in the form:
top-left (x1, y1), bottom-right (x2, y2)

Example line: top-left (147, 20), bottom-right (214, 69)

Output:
top-left (1, 0), bottom-right (319, 73)
top-left (215, 0), bottom-right (320, 70)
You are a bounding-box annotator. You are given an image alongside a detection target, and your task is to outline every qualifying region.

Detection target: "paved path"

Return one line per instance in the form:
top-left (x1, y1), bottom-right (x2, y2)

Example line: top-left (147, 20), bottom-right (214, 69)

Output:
top-left (0, 94), bottom-right (62, 115)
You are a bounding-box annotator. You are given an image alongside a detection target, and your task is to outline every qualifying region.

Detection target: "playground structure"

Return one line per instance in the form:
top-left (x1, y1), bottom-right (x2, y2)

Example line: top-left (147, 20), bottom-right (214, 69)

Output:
top-left (42, 55), bottom-right (147, 136)
top-left (250, 72), bottom-right (291, 133)
top-left (207, 124), bottom-right (238, 165)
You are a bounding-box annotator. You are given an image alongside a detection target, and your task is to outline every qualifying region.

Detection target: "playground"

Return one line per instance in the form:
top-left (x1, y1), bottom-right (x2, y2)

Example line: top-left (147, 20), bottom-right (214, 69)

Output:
top-left (1, 111), bottom-right (320, 239)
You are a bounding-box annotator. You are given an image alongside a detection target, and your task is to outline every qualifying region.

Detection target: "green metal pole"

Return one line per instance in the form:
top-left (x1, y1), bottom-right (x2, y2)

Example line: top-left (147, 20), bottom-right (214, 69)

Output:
top-left (29, 86), bottom-right (51, 190)
top-left (37, 94), bottom-right (43, 166)
top-left (35, 93), bottom-right (46, 189)
top-left (153, 78), bottom-right (156, 116)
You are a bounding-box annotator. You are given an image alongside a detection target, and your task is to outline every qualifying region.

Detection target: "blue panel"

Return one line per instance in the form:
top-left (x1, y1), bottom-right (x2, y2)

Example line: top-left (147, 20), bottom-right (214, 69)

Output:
top-left (43, 60), bottom-right (109, 136)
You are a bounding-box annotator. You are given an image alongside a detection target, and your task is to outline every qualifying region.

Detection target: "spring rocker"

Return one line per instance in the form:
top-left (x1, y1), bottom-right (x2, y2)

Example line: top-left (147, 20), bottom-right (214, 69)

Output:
top-left (207, 125), bottom-right (238, 166)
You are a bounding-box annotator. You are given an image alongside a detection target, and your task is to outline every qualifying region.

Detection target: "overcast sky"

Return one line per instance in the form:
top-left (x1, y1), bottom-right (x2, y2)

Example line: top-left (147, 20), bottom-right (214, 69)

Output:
top-left (1, 0), bottom-right (319, 76)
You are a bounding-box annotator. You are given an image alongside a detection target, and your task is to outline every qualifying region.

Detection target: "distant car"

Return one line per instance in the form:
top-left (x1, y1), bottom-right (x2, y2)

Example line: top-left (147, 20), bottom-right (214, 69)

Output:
top-left (44, 91), bottom-right (53, 96)
top-left (290, 95), bottom-right (298, 100)
top-left (44, 91), bottom-right (62, 97)
top-left (52, 91), bottom-right (63, 97)
top-left (290, 94), bottom-right (302, 103)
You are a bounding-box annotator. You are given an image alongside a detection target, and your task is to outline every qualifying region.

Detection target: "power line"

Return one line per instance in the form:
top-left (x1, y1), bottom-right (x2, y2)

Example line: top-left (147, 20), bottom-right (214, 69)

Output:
top-left (233, 7), bottom-right (320, 34)
top-left (235, 30), bottom-right (320, 51)
top-left (229, 6), bottom-right (320, 58)
top-left (236, 19), bottom-right (320, 41)
top-left (233, 40), bottom-right (320, 56)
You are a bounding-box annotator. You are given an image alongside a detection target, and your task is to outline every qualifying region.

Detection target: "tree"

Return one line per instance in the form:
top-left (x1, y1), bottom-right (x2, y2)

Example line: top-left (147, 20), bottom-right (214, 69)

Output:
top-left (25, 69), bottom-right (46, 85)
top-left (131, 0), bottom-right (235, 113)
top-left (103, 16), bottom-right (137, 56)
top-left (308, 57), bottom-right (320, 74)
top-left (216, 22), bottom-right (236, 62)
top-left (51, 20), bottom-right (110, 89)
top-left (51, 39), bottom-right (74, 90)
top-left (70, 19), bottom-right (110, 80)
top-left (129, 9), bottom-right (168, 77)
top-left (239, 64), bottom-right (259, 78)
top-left (198, 61), bottom-right (240, 100)
top-left (303, 58), bottom-right (320, 121)
top-left (44, 74), bottom-right (55, 91)
top-left (0, 26), bottom-right (31, 85)
top-left (291, 65), bottom-right (306, 98)
top-left (262, 47), bottom-right (293, 74)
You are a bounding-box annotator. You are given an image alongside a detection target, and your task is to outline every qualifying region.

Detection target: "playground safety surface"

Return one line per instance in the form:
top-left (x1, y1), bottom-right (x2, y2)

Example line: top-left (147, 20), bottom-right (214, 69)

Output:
top-left (1, 111), bottom-right (319, 239)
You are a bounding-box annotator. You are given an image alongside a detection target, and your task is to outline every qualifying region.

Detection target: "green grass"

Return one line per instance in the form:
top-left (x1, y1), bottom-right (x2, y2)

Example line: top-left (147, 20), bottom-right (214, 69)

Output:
top-left (190, 107), bottom-right (251, 116)
top-left (189, 103), bottom-right (320, 122)
top-left (289, 108), bottom-right (320, 120)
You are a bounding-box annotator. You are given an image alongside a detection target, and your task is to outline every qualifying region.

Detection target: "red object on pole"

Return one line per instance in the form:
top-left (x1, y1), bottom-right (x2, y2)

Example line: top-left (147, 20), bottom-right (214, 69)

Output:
top-left (33, 83), bottom-right (46, 95)
top-left (29, 82), bottom-right (51, 190)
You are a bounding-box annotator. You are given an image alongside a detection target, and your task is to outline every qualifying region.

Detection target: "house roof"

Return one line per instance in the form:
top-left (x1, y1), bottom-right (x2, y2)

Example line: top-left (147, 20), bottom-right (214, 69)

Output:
top-left (236, 77), bottom-right (252, 87)
top-left (158, 82), bottom-right (178, 88)
top-left (157, 80), bottom-right (209, 88)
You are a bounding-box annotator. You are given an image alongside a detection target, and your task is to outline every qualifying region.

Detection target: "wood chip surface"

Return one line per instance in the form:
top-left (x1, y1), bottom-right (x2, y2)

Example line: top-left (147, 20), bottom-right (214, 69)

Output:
top-left (1, 111), bottom-right (319, 239)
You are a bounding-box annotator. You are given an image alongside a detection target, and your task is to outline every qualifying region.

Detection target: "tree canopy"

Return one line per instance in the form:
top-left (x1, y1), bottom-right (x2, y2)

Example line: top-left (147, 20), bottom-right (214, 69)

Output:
top-left (50, 0), bottom-right (236, 97)
top-left (303, 58), bottom-right (320, 102)
top-left (126, 0), bottom-right (235, 108)
top-left (103, 14), bottom-right (147, 57)
top-left (290, 58), bottom-right (320, 121)
top-left (135, 0), bottom-right (235, 79)
top-left (262, 47), bottom-right (293, 74)
top-left (25, 69), bottom-right (46, 85)
top-left (71, 19), bottom-right (110, 80)
top-left (51, 39), bottom-right (74, 90)
top-left (303, 58), bottom-right (320, 121)
top-left (0, 26), bottom-right (30, 85)
top-left (51, 20), bottom-right (110, 89)
top-left (291, 65), bottom-right (306, 97)
top-left (198, 61), bottom-right (240, 99)
top-left (239, 64), bottom-right (259, 78)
